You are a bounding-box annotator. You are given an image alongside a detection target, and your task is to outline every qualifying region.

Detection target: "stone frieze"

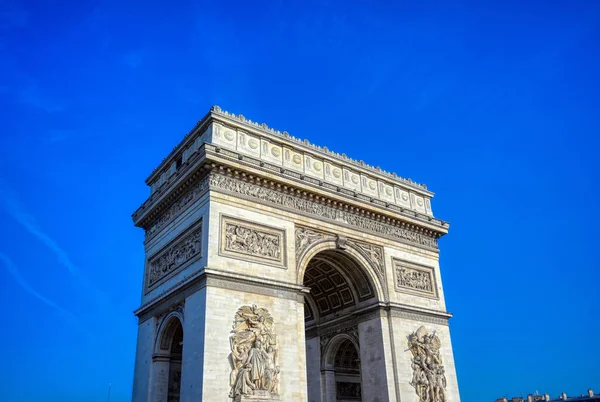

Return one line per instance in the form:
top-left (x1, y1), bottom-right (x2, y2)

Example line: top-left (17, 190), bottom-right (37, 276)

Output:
top-left (147, 222), bottom-right (202, 290)
top-left (210, 173), bottom-right (438, 249)
top-left (220, 215), bottom-right (286, 267)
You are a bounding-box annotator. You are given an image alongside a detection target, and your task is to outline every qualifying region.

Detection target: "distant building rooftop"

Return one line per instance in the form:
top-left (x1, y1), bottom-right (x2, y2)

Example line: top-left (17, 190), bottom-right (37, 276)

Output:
top-left (496, 390), bottom-right (599, 402)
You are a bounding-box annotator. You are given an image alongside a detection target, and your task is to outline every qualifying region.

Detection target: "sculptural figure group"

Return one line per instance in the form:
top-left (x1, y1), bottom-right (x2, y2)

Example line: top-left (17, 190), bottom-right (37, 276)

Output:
top-left (225, 224), bottom-right (281, 260)
top-left (407, 326), bottom-right (447, 402)
top-left (398, 268), bottom-right (433, 292)
top-left (229, 305), bottom-right (280, 400)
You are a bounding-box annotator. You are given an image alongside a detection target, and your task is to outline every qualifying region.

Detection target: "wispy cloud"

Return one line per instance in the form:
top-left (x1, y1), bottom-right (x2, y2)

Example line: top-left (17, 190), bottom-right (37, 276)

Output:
top-left (0, 179), bottom-right (107, 303)
top-left (18, 86), bottom-right (65, 113)
top-left (0, 185), bottom-right (81, 278)
top-left (0, 252), bottom-right (89, 335)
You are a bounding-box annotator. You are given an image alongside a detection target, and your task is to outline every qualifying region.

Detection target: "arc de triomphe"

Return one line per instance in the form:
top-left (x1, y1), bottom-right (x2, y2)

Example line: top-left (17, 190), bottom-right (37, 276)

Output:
top-left (131, 106), bottom-right (460, 402)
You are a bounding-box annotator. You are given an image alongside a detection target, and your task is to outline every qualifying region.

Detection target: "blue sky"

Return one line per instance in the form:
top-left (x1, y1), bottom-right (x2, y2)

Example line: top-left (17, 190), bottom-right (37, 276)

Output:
top-left (1, 1), bottom-right (599, 401)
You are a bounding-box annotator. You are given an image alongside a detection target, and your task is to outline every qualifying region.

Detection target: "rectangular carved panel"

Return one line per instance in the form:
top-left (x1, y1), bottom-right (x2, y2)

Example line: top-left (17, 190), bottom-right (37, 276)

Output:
top-left (219, 215), bottom-right (287, 268)
top-left (146, 220), bottom-right (203, 292)
top-left (392, 258), bottom-right (438, 298)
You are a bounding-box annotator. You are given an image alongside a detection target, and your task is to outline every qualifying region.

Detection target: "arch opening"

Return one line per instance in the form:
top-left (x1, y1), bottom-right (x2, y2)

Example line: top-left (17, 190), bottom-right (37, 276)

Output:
top-left (302, 249), bottom-right (378, 325)
top-left (331, 339), bottom-right (362, 402)
top-left (166, 322), bottom-right (183, 402)
top-left (301, 248), bottom-right (376, 402)
top-left (154, 316), bottom-right (183, 402)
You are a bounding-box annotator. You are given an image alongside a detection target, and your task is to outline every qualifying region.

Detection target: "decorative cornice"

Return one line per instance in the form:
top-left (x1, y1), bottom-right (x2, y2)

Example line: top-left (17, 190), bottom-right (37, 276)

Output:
top-left (133, 143), bottom-right (449, 238)
top-left (205, 274), bottom-right (303, 303)
top-left (204, 145), bottom-right (445, 227)
top-left (145, 106), bottom-right (429, 193)
top-left (135, 267), bottom-right (308, 320)
top-left (134, 166), bottom-right (444, 254)
top-left (210, 171), bottom-right (440, 249)
top-left (387, 302), bottom-right (452, 326)
top-left (145, 110), bottom-right (213, 185)
top-left (210, 106), bottom-right (428, 190)
top-left (133, 161), bottom-right (210, 231)
top-left (305, 303), bottom-right (451, 339)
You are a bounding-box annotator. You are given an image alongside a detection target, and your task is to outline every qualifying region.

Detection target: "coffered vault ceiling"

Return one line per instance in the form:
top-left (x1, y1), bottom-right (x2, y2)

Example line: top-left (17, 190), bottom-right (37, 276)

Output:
top-left (303, 250), bottom-right (376, 321)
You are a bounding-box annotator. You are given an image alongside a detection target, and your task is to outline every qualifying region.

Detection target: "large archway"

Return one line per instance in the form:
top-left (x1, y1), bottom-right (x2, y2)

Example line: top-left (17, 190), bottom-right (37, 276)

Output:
top-left (301, 245), bottom-right (380, 402)
top-left (152, 314), bottom-right (184, 402)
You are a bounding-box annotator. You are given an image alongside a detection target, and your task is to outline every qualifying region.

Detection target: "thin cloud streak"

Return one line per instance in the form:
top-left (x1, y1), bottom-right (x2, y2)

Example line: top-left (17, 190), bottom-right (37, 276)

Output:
top-left (0, 252), bottom-right (89, 336)
top-left (2, 194), bottom-right (81, 277)
top-left (0, 180), bottom-right (108, 304)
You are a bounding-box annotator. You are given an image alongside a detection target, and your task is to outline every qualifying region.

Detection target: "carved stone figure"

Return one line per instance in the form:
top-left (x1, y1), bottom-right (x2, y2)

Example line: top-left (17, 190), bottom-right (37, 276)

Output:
top-left (225, 224), bottom-right (281, 260)
top-left (407, 326), bottom-right (447, 402)
top-left (147, 226), bottom-right (202, 288)
top-left (398, 268), bottom-right (433, 293)
top-left (351, 240), bottom-right (385, 277)
top-left (295, 227), bottom-right (327, 260)
top-left (229, 305), bottom-right (280, 400)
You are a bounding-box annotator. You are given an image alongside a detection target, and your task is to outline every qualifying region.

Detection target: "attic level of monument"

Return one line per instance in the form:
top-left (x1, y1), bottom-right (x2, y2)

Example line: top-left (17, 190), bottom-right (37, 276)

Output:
top-left (145, 106), bottom-right (434, 202)
top-left (147, 106), bottom-right (430, 191)
top-left (133, 107), bottom-right (449, 245)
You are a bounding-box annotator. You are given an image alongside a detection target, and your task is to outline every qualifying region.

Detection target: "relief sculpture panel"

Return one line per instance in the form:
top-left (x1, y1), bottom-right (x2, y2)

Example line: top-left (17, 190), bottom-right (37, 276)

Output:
top-left (295, 226), bottom-right (329, 261)
top-left (220, 216), bottom-right (286, 268)
top-left (229, 305), bottom-right (280, 401)
top-left (146, 221), bottom-right (202, 291)
top-left (392, 258), bottom-right (438, 299)
top-left (407, 326), bottom-right (447, 402)
top-left (350, 240), bottom-right (385, 278)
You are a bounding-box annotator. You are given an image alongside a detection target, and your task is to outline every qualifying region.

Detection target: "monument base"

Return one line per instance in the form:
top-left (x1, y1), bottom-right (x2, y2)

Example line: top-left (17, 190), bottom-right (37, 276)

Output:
top-left (234, 390), bottom-right (280, 402)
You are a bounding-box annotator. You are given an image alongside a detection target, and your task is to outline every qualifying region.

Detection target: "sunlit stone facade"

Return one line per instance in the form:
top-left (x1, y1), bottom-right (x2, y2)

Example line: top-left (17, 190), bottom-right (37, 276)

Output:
top-left (131, 106), bottom-right (460, 402)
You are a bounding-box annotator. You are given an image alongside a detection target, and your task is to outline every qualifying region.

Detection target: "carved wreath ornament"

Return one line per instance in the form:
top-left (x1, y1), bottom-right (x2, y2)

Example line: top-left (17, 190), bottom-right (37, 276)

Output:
top-left (229, 305), bottom-right (280, 400)
top-left (407, 326), bottom-right (447, 402)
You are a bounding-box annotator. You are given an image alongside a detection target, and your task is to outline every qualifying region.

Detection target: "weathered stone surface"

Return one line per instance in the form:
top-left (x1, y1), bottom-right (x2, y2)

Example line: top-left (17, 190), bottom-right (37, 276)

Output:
top-left (131, 107), bottom-right (461, 402)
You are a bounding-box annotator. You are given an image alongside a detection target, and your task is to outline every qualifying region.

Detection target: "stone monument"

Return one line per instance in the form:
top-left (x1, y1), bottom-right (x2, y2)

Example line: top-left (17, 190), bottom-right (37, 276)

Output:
top-left (131, 106), bottom-right (461, 402)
